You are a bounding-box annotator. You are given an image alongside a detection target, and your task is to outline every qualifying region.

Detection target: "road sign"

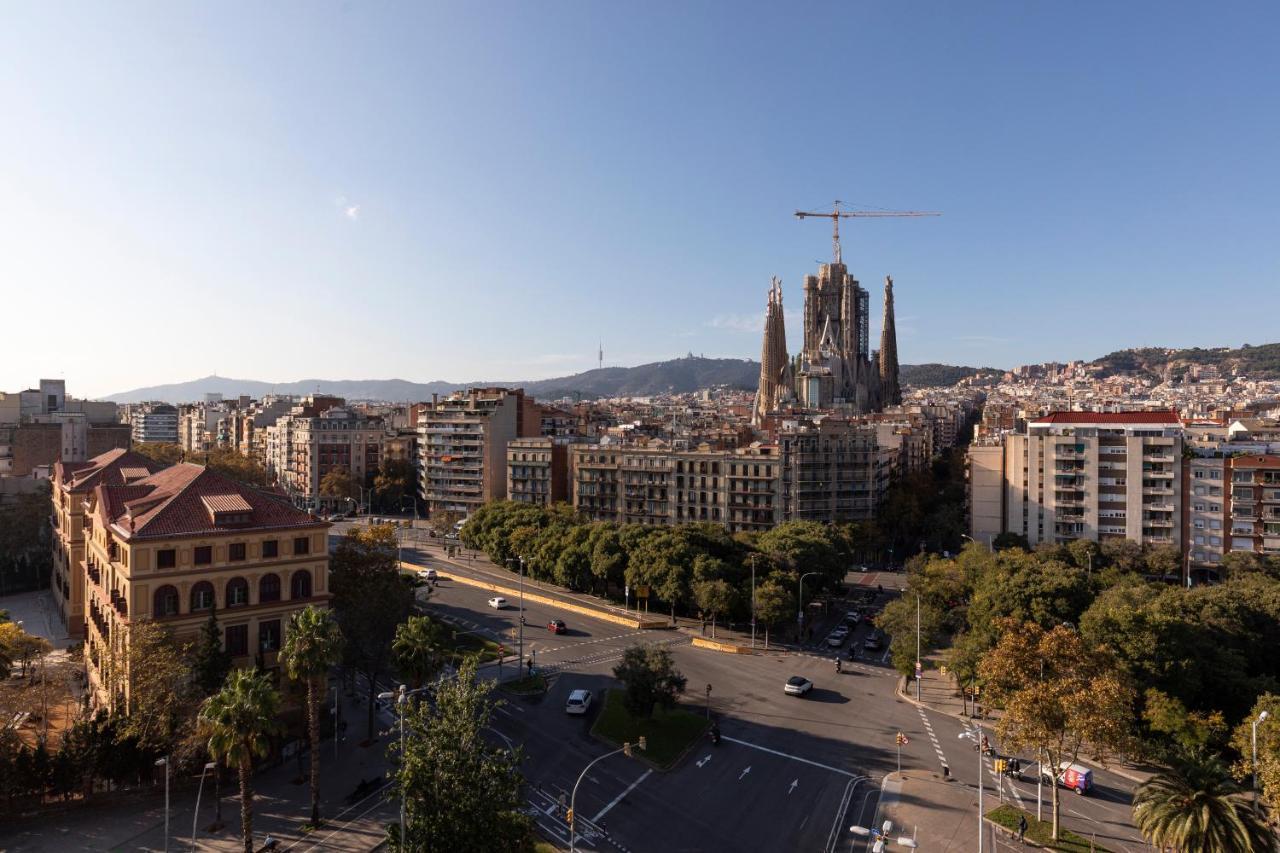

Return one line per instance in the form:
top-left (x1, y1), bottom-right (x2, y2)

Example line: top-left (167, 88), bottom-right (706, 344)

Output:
top-left (914, 660), bottom-right (922, 678)
top-left (636, 585), bottom-right (650, 598)
top-left (895, 732), bottom-right (909, 746)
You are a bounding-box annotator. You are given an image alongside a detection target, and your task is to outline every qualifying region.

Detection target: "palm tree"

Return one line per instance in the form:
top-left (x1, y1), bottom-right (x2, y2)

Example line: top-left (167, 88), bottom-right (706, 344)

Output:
top-left (392, 615), bottom-right (446, 690)
top-left (280, 605), bottom-right (344, 827)
top-left (199, 669), bottom-right (282, 853)
top-left (1132, 752), bottom-right (1275, 852)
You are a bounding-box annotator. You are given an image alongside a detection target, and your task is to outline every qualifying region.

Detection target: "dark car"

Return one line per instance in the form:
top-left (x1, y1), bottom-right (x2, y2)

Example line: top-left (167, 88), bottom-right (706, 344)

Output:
top-left (547, 619), bottom-right (567, 634)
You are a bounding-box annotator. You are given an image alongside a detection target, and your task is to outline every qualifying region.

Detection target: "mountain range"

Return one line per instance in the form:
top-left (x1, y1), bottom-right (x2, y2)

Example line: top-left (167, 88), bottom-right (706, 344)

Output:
top-left (103, 357), bottom-right (994, 404)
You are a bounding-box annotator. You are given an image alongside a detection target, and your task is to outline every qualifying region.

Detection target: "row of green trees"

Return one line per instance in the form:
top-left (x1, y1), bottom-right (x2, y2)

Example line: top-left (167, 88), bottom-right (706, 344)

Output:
top-left (878, 538), bottom-right (1280, 844)
top-left (0, 483), bottom-right (52, 595)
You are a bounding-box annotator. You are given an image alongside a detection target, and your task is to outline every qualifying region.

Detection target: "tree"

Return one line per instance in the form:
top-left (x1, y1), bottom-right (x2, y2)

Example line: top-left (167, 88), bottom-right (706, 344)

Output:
top-left (755, 521), bottom-right (845, 588)
top-left (320, 466), bottom-right (357, 502)
top-left (393, 616), bottom-right (446, 690)
top-left (199, 669), bottom-right (283, 853)
top-left (329, 525), bottom-right (415, 740)
top-left (692, 579), bottom-right (734, 639)
top-left (751, 580), bottom-right (793, 650)
top-left (391, 657), bottom-right (532, 851)
top-left (991, 532), bottom-right (1030, 552)
top-left (626, 530), bottom-right (695, 624)
top-left (1230, 693), bottom-right (1280, 816)
top-left (373, 458), bottom-right (417, 513)
top-left (428, 510), bottom-right (465, 538)
top-left (979, 621), bottom-right (1134, 841)
top-left (280, 605), bottom-right (344, 827)
top-left (1144, 543), bottom-right (1182, 579)
top-left (1132, 752), bottom-right (1275, 853)
top-left (190, 604), bottom-right (232, 697)
top-left (612, 644), bottom-right (688, 719)
top-left (114, 620), bottom-right (197, 756)
top-left (1143, 689), bottom-right (1227, 757)
top-left (876, 595), bottom-right (944, 679)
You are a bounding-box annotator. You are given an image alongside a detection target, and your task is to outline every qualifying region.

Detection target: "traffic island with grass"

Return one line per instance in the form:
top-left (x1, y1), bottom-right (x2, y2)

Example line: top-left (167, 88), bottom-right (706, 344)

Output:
top-left (499, 673), bottom-right (548, 695)
top-left (443, 624), bottom-right (502, 665)
top-left (590, 689), bottom-right (710, 770)
top-left (986, 804), bottom-right (1111, 852)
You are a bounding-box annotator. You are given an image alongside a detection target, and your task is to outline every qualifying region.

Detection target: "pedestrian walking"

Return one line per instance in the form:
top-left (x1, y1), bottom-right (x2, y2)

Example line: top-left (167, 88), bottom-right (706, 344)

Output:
top-left (1017, 814), bottom-right (1028, 843)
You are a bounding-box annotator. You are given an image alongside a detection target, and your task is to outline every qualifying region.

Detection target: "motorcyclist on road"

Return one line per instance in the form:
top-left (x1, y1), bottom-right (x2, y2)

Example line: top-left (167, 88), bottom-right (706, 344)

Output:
top-left (835, 657), bottom-right (841, 674)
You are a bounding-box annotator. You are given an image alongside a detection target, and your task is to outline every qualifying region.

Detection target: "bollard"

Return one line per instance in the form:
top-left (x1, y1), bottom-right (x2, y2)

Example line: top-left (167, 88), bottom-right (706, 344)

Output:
top-left (942, 764), bottom-right (950, 779)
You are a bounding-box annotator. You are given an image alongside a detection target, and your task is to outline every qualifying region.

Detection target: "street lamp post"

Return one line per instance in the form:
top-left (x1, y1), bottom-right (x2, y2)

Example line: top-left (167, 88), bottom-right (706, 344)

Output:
top-left (569, 738), bottom-right (646, 853)
top-left (508, 556), bottom-right (526, 666)
top-left (797, 571), bottom-right (820, 642)
top-left (1253, 710), bottom-right (1271, 790)
top-left (849, 822), bottom-right (917, 850)
top-left (705, 684), bottom-right (712, 719)
top-left (749, 554), bottom-right (757, 649)
top-left (191, 760), bottom-right (217, 851)
top-left (377, 683), bottom-right (429, 847)
top-left (915, 593), bottom-right (921, 701)
top-left (155, 756), bottom-right (170, 853)
top-left (959, 728), bottom-right (984, 853)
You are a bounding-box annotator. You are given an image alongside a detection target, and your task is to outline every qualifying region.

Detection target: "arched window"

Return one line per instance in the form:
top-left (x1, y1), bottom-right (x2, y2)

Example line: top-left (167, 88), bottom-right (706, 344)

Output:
top-left (154, 585), bottom-right (180, 618)
top-left (290, 569), bottom-right (312, 600)
top-left (190, 581), bottom-right (215, 612)
top-left (226, 577), bottom-right (250, 608)
top-left (258, 573), bottom-right (281, 603)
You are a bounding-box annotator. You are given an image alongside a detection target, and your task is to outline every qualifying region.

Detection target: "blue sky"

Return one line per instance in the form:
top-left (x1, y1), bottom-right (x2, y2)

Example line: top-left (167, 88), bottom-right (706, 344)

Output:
top-left (2, 3), bottom-right (1277, 399)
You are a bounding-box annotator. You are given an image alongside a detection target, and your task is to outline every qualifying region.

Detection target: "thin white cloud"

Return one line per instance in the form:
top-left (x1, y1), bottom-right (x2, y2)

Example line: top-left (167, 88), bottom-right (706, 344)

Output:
top-left (707, 313), bottom-right (764, 333)
top-left (344, 204), bottom-right (361, 220)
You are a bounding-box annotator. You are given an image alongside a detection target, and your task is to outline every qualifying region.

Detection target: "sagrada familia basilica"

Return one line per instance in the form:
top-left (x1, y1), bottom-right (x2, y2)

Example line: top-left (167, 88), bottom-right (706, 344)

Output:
top-left (751, 248), bottom-right (902, 426)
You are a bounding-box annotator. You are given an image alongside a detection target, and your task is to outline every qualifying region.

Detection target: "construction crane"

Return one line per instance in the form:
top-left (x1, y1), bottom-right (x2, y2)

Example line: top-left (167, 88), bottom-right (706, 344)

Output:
top-left (795, 200), bottom-right (939, 265)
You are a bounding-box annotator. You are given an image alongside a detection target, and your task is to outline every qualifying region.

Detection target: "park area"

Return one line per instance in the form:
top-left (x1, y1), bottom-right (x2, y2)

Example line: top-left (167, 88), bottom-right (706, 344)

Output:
top-left (590, 688), bottom-right (708, 770)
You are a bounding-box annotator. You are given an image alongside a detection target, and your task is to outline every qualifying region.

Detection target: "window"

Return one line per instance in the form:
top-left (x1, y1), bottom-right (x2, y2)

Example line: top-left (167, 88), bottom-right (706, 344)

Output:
top-left (262, 539), bottom-right (279, 558)
top-left (191, 581), bottom-right (215, 611)
top-left (293, 536), bottom-right (310, 555)
top-left (154, 585), bottom-right (180, 618)
top-left (290, 569), bottom-right (312, 599)
top-left (157, 549), bottom-right (176, 569)
top-left (1194, 470), bottom-right (1205, 479)
top-left (259, 573), bottom-right (281, 603)
top-left (226, 577), bottom-right (250, 608)
top-left (229, 543), bottom-right (246, 561)
top-left (194, 546), bottom-right (213, 566)
top-left (225, 624), bottom-right (249, 657)
top-left (258, 619), bottom-right (281, 653)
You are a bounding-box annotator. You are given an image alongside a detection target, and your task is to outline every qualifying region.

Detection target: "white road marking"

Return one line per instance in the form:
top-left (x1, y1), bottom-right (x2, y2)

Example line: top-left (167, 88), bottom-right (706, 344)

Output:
top-left (592, 769), bottom-right (652, 823)
top-left (721, 736), bottom-right (859, 779)
top-left (739, 765), bottom-right (752, 780)
top-left (788, 778), bottom-right (799, 795)
top-left (696, 754), bottom-right (712, 768)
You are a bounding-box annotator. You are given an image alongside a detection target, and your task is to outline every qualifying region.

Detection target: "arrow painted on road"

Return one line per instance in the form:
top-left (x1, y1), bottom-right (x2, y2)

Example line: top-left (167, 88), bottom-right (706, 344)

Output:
top-left (739, 766), bottom-right (751, 780)
top-left (788, 779), bottom-right (799, 795)
top-left (696, 755), bottom-right (712, 769)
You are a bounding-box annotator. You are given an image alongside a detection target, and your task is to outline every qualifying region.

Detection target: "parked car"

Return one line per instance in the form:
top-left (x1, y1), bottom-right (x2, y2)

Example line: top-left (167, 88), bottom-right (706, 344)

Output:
top-left (863, 631), bottom-right (884, 651)
top-left (487, 597), bottom-right (507, 609)
top-left (784, 675), bottom-right (814, 696)
top-left (565, 689), bottom-right (593, 715)
top-left (417, 568), bottom-right (438, 582)
top-left (547, 619), bottom-right (567, 634)
top-left (825, 627), bottom-right (849, 647)
top-left (843, 611), bottom-right (861, 626)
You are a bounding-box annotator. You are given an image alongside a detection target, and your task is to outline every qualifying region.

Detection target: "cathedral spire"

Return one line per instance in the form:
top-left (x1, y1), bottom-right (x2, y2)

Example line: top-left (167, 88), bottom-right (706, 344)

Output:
top-left (753, 277), bottom-right (791, 426)
top-left (879, 275), bottom-right (901, 406)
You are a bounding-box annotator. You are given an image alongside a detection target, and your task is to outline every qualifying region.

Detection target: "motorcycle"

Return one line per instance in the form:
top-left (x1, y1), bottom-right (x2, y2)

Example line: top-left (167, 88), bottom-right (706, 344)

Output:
top-left (708, 724), bottom-right (721, 746)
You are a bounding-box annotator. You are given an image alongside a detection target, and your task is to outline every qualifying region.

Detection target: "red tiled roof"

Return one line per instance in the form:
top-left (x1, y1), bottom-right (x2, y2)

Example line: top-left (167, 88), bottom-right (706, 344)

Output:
top-left (1031, 411), bottom-right (1181, 425)
top-left (98, 463), bottom-right (323, 539)
top-left (61, 449), bottom-right (167, 492)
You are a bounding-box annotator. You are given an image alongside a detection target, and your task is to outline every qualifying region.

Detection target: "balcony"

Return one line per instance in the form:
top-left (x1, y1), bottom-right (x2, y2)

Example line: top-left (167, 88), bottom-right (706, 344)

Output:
top-left (1144, 503), bottom-right (1175, 512)
top-left (1142, 453), bottom-right (1175, 463)
top-left (1143, 486), bottom-right (1174, 496)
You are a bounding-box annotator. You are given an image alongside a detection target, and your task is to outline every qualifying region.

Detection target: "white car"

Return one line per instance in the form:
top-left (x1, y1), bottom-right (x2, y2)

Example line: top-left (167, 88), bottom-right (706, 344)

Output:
top-left (565, 689), bottom-right (593, 715)
top-left (784, 676), bottom-right (814, 696)
top-left (417, 569), bottom-right (438, 582)
top-left (487, 596), bottom-right (507, 609)
top-left (826, 626), bottom-right (850, 647)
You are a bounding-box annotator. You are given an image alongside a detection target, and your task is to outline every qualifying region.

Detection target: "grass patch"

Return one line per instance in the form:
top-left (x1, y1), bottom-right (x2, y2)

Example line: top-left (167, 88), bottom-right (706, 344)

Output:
top-left (500, 674), bottom-right (548, 695)
top-left (444, 625), bottom-right (501, 664)
top-left (590, 689), bottom-right (709, 770)
top-left (987, 804), bottom-right (1111, 852)
top-left (533, 843), bottom-right (560, 853)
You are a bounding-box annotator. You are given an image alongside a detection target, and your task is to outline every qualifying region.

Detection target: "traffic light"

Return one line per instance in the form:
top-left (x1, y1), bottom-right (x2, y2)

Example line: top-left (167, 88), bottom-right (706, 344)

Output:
top-left (638, 736), bottom-right (647, 751)
top-left (566, 808), bottom-right (574, 825)
top-left (623, 742), bottom-right (632, 757)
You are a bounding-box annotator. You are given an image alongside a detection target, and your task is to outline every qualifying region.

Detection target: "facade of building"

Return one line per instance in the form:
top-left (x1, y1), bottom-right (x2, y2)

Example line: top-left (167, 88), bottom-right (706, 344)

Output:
top-left (418, 388), bottom-right (539, 516)
top-left (51, 449), bottom-right (167, 638)
top-left (506, 436), bottom-right (568, 506)
top-left (1226, 454), bottom-right (1280, 559)
top-left (77, 462), bottom-right (330, 709)
top-left (968, 411), bottom-right (1184, 550)
top-left (130, 404), bottom-right (179, 444)
top-left (777, 418), bottom-right (893, 523)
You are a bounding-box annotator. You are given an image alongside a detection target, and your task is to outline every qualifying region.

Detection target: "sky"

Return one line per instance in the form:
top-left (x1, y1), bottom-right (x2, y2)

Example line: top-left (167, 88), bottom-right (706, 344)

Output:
top-left (2, 3), bottom-right (1278, 399)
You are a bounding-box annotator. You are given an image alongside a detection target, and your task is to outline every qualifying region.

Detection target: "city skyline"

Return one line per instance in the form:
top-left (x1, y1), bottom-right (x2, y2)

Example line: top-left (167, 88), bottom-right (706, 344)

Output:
top-left (4, 3), bottom-right (1280, 399)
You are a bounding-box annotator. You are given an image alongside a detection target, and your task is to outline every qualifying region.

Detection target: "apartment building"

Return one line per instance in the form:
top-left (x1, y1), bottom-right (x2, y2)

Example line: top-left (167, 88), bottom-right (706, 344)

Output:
top-left (275, 406), bottom-right (385, 510)
top-left (1227, 454), bottom-right (1280, 558)
top-left (130, 403), bottom-right (179, 444)
top-left (777, 418), bottom-right (893, 523)
top-left (968, 411), bottom-right (1184, 549)
top-left (418, 388), bottom-right (541, 516)
top-left (1, 380), bottom-right (127, 477)
top-left (506, 436), bottom-right (568, 506)
top-left (77, 462), bottom-right (330, 709)
top-left (50, 449), bottom-right (167, 638)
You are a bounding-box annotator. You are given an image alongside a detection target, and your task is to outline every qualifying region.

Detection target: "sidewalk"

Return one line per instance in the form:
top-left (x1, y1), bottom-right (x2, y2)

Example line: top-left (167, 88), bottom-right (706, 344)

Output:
top-left (0, 693), bottom-right (394, 852)
top-left (874, 769), bottom-right (984, 853)
top-left (897, 657), bottom-right (1156, 786)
